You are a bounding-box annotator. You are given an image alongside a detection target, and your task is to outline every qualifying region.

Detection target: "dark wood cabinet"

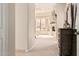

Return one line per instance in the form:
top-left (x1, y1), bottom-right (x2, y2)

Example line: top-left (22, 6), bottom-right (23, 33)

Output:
top-left (58, 28), bottom-right (76, 56)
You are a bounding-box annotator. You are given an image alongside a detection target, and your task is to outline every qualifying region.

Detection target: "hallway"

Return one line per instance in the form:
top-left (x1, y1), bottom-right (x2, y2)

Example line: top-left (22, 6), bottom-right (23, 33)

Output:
top-left (16, 35), bottom-right (59, 56)
top-left (32, 35), bottom-right (58, 50)
top-left (15, 3), bottom-right (59, 56)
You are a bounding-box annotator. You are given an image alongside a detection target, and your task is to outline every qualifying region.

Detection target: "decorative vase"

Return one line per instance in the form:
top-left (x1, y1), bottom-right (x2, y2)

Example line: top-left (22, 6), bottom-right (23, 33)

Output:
top-left (63, 20), bottom-right (70, 28)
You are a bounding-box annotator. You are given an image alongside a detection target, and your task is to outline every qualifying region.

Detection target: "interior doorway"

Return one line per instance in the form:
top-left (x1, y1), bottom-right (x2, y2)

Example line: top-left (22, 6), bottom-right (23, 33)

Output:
top-left (35, 4), bottom-right (57, 36)
top-left (15, 3), bottom-right (59, 56)
top-left (30, 3), bottom-right (59, 55)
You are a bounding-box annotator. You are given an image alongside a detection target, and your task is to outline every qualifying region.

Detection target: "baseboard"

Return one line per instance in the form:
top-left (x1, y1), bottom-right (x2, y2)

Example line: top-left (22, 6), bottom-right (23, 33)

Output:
top-left (15, 49), bottom-right (29, 53)
top-left (16, 49), bottom-right (25, 53)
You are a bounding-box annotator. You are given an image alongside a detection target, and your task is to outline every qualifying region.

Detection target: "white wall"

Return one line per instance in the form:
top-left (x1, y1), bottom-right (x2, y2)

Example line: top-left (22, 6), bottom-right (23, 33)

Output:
top-left (15, 3), bottom-right (35, 51)
top-left (0, 3), bottom-right (35, 55)
top-left (15, 3), bottom-right (28, 50)
top-left (54, 4), bottom-right (66, 28)
top-left (76, 4), bottom-right (79, 56)
top-left (27, 4), bottom-right (35, 50)
top-left (0, 3), bottom-right (3, 55)
top-left (8, 4), bottom-right (15, 55)
top-left (0, 3), bottom-right (15, 56)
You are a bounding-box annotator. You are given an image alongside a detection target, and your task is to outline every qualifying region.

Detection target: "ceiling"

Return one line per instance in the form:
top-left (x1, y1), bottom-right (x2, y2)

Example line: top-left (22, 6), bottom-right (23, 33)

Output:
top-left (35, 3), bottom-right (66, 17)
top-left (35, 3), bottom-right (57, 17)
top-left (35, 3), bottom-right (66, 12)
top-left (35, 3), bottom-right (56, 12)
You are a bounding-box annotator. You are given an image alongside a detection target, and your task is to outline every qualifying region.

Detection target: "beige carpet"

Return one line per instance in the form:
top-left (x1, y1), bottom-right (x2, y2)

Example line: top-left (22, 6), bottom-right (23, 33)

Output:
top-left (16, 35), bottom-right (59, 56)
top-left (16, 45), bottom-right (59, 56)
